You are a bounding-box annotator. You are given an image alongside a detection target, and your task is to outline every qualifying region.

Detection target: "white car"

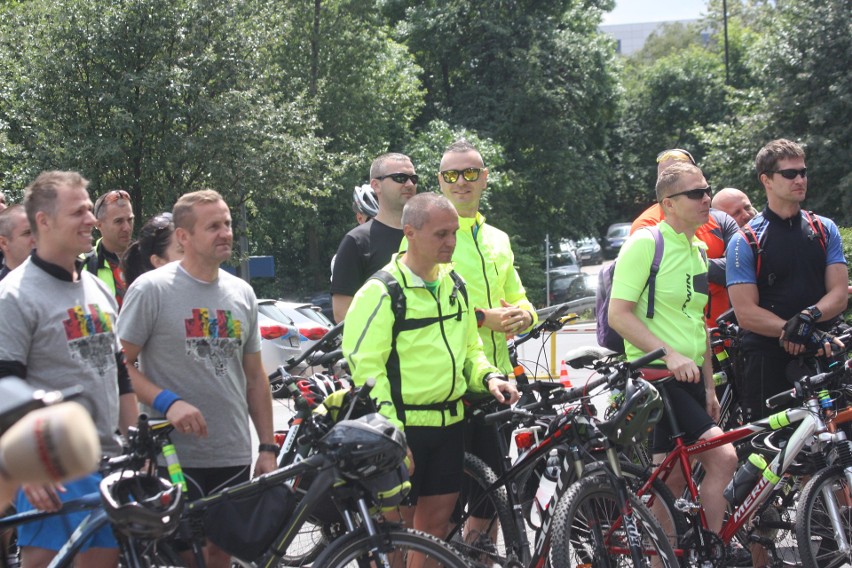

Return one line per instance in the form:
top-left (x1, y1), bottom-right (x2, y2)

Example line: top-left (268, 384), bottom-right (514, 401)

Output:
top-left (258, 299), bottom-right (334, 352)
top-left (258, 311), bottom-right (301, 376)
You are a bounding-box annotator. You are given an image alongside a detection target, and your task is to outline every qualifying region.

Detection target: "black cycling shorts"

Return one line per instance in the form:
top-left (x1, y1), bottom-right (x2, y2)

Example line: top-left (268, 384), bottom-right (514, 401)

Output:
top-left (403, 421), bottom-right (465, 505)
top-left (651, 379), bottom-right (715, 454)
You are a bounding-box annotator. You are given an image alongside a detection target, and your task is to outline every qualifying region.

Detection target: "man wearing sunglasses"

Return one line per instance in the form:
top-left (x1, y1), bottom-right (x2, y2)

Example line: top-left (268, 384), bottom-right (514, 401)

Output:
top-left (610, 162), bottom-right (738, 539)
top-left (726, 138), bottom-right (848, 423)
top-left (331, 153), bottom-right (418, 323)
top-left (631, 148), bottom-right (739, 325)
top-left (83, 189), bottom-right (135, 309)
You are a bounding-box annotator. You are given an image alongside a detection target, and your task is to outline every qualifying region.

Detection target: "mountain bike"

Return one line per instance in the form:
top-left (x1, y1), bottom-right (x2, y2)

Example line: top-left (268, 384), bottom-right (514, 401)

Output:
top-left (449, 349), bottom-right (677, 567)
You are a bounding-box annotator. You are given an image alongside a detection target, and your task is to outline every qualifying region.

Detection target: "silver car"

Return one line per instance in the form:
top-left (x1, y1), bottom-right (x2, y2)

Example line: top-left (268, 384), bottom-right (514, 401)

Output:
top-left (258, 311), bottom-right (301, 375)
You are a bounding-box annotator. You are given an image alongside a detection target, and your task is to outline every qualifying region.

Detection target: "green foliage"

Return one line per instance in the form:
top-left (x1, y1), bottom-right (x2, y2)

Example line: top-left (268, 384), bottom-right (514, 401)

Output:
top-left (839, 226), bottom-right (852, 323)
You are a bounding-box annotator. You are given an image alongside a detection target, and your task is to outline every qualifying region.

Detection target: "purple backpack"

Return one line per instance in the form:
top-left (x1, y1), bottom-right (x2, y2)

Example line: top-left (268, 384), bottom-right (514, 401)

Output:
top-left (595, 227), bottom-right (664, 353)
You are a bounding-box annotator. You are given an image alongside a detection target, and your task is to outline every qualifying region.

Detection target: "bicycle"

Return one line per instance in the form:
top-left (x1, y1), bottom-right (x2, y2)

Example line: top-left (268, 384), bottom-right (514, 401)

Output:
top-left (174, 379), bottom-right (471, 568)
top-left (619, 335), bottom-right (852, 567)
top-left (449, 348), bottom-right (677, 567)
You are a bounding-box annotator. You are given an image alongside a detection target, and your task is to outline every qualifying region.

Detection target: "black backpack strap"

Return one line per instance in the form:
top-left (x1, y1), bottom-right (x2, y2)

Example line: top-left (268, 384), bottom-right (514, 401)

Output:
top-left (645, 227), bottom-right (665, 319)
top-left (369, 270), bottom-right (406, 424)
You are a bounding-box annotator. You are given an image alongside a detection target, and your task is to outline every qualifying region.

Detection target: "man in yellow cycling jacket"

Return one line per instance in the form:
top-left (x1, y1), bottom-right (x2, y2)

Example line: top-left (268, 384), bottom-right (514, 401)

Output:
top-left (343, 192), bottom-right (519, 541)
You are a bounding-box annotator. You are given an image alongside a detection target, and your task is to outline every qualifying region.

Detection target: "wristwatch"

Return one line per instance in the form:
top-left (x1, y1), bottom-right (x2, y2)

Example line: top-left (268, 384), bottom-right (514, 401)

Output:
top-left (258, 443), bottom-right (281, 457)
top-left (805, 305), bottom-right (822, 321)
top-left (475, 308), bottom-right (486, 328)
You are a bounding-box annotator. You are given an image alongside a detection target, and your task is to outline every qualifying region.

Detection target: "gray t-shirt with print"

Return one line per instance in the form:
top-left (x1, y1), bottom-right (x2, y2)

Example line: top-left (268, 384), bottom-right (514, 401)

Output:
top-left (0, 257), bottom-right (121, 455)
top-left (117, 263), bottom-right (261, 467)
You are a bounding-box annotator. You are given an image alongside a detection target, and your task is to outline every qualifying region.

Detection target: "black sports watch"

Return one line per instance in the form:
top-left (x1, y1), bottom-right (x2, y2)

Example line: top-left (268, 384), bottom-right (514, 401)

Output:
top-left (805, 305), bottom-right (822, 321)
top-left (258, 443), bottom-right (281, 457)
top-left (475, 308), bottom-right (486, 328)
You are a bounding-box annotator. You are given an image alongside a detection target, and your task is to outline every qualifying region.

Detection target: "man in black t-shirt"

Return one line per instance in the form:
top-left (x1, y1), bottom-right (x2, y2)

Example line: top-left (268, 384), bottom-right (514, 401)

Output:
top-left (331, 153), bottom-right (418, 322)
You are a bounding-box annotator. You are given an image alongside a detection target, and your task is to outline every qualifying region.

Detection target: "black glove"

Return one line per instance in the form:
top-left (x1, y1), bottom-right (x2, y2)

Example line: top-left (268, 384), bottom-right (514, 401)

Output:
top-left (781, 311), bottom-right (816, 345)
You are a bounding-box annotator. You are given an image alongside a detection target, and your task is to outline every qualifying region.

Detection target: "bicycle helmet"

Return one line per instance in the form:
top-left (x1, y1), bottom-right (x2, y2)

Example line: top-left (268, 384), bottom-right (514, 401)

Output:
top-left (297, 374), bottom-right (350, 406)
top-left (597, 378), bottom-right (663, 446)
top-left (319, 413), bottom-right (407, 480)
top-left (352, 184), bottom-right (379, 219)
top-left (100, 470), bottom-right (184, 538)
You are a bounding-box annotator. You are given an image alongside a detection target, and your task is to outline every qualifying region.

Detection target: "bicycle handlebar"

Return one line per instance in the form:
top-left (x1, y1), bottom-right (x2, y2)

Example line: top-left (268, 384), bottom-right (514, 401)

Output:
top-left (283, 320), bottom-right (345, 371)
top-left (765, 358), bottom-right (852, 410)
top-left (562, 347), bottom-right (667, 401)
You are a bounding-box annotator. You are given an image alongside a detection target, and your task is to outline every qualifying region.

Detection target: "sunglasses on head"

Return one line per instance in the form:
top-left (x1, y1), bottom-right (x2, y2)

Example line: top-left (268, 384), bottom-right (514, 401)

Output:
top-left (94, 189), bottom-right (130, 218)
top-left (667, 185), bottom-right (712, 200)
top-left (656, 148), bottom-right (696, 165)
top-left (141, 212), bottom-right (173, 238)
top-left (768, 168), bottom-right (807, 180)
top-left (375, 173), bottom-right (419, 185)
top-left (440, 167), bottom-right (482, 184)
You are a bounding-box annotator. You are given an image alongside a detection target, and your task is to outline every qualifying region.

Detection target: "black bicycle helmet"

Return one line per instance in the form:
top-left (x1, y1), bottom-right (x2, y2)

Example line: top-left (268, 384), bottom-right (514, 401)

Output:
top-left (597, 377), bottom-right (663, 446)
top-left (320, 413), bottom-right (407, 480)
top-left (352, 184), bottom-right (379, 219)
top-left (100, 470), bottom-right (184, 538)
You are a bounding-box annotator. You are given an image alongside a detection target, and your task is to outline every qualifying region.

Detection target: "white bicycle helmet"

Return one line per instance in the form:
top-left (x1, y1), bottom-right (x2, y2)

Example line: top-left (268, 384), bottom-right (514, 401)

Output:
top-left (352, 184), bottom-right (379, 219)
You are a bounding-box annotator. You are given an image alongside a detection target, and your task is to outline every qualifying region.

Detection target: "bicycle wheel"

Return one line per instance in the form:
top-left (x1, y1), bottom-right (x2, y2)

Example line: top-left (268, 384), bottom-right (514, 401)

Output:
top-left (796, 465), bottom-right (852, 568)
top-left (619, 461), bottom-right (687, 550)
top-left (451, 452), bottom-right (522, 565)
top-left (549, 475), bottom-right (677, 568)
top-left (312, 525), bottom-right (471, 567)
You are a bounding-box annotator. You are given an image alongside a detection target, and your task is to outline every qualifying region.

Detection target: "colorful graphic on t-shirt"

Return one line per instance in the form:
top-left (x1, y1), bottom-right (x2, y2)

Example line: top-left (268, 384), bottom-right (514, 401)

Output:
top-left (184, 308), bottom-right (243, 377)
top-left (62, 304), bottom-right (116, 376)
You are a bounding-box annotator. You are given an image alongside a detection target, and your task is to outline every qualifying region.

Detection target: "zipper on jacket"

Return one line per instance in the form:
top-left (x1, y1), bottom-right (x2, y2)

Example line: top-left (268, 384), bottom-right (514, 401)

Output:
top-left (472, 224), bottom-right (499, 365)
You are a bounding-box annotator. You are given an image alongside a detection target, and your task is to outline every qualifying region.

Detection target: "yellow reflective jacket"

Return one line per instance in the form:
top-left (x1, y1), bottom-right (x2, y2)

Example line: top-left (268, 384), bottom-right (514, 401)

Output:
top-left (342, 254), bottom-right (497, 431)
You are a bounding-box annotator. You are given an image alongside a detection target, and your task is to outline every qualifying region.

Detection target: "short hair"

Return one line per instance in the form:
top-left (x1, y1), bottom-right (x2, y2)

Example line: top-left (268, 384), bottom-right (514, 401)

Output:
top-left (24, 171), bottom-right (89, 235)
top-left (442, 139), bottom-right (484, 166)
top-left (369, 153), bottom-right (411, 180)
top-left (655, 162), bottom-right (702, 202)
top-left (402, 193), bottom-right (456, 230)
top-left (755, 139), bottom-right (805, 179)
top-left (93, 189), bottom-right (131, 220)
top-left (172, 189), bottom-right (224, 231)
top-left (0, 204), bottom-right (26, 238)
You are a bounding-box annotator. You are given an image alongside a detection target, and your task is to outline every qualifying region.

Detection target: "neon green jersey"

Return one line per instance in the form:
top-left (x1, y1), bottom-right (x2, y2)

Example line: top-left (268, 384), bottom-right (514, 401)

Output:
top-left (611, 222), bottom-right (709, 365)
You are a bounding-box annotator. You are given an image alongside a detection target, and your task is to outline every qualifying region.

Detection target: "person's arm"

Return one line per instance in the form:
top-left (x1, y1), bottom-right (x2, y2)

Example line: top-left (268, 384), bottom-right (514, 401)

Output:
top-left (332, 294), bottom-right (353, 324)
top-left (702, 333), bottom-right (720, 423)
top-left (330, 234), bottom-right (364, 323)
top-left (706, 210), bottom-right (739, 286)
top-left (609, 298), bottom-right (701, 383)
top-left (342, 282), bottom-right (398, 427)
top-left (243, 350), bottom-right (276, 476)
top-left (115, 352), bottom-right (138, 434)
top-left (464, 300), bottom-right (518, 404)
top-left (121, 340), bottom-right (208, 437)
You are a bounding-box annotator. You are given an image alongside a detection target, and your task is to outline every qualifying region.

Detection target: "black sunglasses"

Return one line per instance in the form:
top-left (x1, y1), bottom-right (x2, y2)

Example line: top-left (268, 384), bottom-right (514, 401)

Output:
top-left (667, 185), bottom-right (712, 200)
top-left (440, 168), bottom-right (482, 184)
top-left (141, 212), bottom-right (173, 237)
top-left (375, 173), bottom-right (419, 185)
top-left (768, 168), bottom-right (807, 180)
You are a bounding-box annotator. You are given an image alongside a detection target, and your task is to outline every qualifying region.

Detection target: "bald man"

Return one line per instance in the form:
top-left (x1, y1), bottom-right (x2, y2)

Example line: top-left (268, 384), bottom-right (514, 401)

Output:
top-left (711, 188), bottom-right (756, 228)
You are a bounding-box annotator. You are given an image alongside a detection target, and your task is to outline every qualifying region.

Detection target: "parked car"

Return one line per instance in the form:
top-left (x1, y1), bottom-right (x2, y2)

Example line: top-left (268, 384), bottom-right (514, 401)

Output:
top-left (549, 246), bottom-right (581, 274)
top-left (572, 237), bottom-right (603, 265)
top-left (603, 222), bottom-right (631, 259)
top-left (307, 291), bottom-right (334, 321)
top-left (547, 273), bottom-right (597, 305)
top-left (258, 311), bottom-right (301, 376)
top-left (258, 299), bottom-right (334, 350)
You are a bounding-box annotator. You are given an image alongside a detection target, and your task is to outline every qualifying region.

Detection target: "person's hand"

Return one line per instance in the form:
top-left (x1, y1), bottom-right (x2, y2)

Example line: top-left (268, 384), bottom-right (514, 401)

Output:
top-left (809, 329), bottom-right (845, 357)
top-left (485, 373), bottom-right (520, 405)
top-left (780, 311), bottom-right (815, 355)
top-left (405, 447), bottom-right (415, 476)
top-left (21, 482), bottom-right (64, 512)
top-left (705, 388), bottom-right (721, 423)
top-left (166, 400), bottom-right (208, 438)
top-left (662, 352), bottom-right (701, 383)
top-left (497, 299), bottom-right (532, 335)
top-left (253, 452), bottom-right (277, 477)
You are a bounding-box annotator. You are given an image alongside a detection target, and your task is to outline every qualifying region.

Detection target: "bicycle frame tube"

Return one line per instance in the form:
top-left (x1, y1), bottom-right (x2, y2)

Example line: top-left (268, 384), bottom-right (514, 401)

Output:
top-left (46, 508), bottom-right (111, 568)
top-left (0, 493), bottom-right (101, 530)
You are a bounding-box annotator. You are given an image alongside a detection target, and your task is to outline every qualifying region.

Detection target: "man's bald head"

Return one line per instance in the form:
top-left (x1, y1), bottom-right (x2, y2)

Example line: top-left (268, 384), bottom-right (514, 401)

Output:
top-left (711, 187), bottom-right (756, 227)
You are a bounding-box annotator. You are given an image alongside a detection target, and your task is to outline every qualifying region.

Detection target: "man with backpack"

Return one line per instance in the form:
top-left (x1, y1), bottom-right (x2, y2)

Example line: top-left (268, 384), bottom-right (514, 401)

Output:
top-left (726, 138), bottom-right (847, 422)
top-left (609, 162), bottom-right (737, 536)
top-left (342, 192), bottom-right (518, 541)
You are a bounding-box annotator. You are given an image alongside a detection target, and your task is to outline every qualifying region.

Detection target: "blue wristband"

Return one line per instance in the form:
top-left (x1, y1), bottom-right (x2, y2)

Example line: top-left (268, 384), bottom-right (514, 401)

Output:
top-left (152, 389), bottom-right (182, 415)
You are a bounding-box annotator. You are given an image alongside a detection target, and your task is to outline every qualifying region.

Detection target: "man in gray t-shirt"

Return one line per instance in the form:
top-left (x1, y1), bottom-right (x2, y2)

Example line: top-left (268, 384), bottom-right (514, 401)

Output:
top-left (0, 171), bottom-right (135, 568)
top-left (117, 189), bottom-right (275, 568)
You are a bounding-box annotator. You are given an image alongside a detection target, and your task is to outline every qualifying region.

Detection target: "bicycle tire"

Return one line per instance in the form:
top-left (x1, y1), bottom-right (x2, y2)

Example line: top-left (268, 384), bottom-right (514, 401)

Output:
top-left (618, 461), bottom-right (687, 550)
top-left (451, 452), bottom-right (522, 565)
top-left (312, 525), bottom-right (471, 567)
top-left (549, 475), bottom-right (677, 568)
top-left (796, 464), bottom-right (852, 568)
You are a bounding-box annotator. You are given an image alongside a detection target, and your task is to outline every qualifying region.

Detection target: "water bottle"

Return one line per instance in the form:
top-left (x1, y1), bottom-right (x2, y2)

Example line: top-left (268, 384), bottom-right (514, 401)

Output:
top-left (531, 450), bottom-right (560, 526)
top-left (724, 453), bottom-right (767, 505)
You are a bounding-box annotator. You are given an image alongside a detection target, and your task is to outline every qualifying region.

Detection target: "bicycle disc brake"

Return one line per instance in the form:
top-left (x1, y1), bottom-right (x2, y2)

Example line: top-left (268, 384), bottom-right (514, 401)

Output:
top-left (681, 527), bottom-right (726, 568)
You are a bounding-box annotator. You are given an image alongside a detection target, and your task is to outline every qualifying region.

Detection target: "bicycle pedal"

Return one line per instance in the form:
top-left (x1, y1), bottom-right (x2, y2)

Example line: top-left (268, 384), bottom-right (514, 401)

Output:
top-left (674, 497), bottom-right (701, 514)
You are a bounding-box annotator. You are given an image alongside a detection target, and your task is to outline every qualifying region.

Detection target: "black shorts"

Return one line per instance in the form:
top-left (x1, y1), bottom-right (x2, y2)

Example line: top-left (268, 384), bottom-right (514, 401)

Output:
top-left (651, 380), bottom-right (715, 453)
top-left (403, 421), bottom-right (465, 505)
